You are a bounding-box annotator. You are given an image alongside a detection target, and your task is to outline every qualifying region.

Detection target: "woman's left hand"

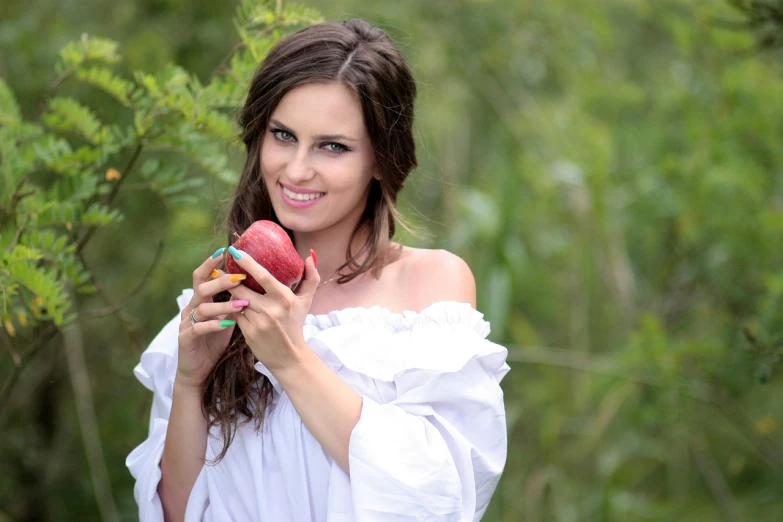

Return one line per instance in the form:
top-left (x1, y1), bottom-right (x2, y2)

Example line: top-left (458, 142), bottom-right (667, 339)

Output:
top-left (226, 248), bottom-right (320, 373)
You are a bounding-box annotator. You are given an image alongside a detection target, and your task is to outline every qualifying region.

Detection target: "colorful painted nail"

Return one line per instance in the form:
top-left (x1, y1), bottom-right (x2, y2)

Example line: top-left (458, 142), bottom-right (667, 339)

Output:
top-left (229, 274), bottom-right (247, 283)
top-left (231, 299), bottom-right (250, 309)
top-left (310, 248), bottom-right (318, 268)
top-left (211, 247), bottom-right (226, 259)
top-left (219, 319), bottom-right (236, 328)
top-left (210, 269), bottom-right (220, 279)
top-left (228, 246), bottom-right (243, 260)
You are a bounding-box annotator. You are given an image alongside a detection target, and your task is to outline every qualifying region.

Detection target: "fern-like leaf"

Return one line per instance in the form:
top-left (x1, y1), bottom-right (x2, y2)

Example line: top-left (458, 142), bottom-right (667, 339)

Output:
top-left (3, 258), bottom-right (71, 325)
top-left (76, 66), bottom-right (135, 107)
top-left (278, 3), bottom-right (324, 27)
top-left (0, 128), bottom-right (36, 207)
top-left (80, 202), bottom-right (123, 227)
top-left (0, 78), bottom-right (22, 127)
top-left (4, 244), bottom-right (44, 263)
top-left (58, 34), bottom-right (121, 70)
top-left (33, 135), bottom-right (103, 177)
top-left (43, 97), bottom-right (108, 144)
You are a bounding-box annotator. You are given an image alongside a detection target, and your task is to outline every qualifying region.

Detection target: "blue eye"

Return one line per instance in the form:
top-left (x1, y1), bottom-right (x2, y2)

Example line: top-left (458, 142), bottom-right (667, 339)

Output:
top-left (272, 129), bottom-right (294, 142)
top-left (324, 143), bottom-right (349, 155)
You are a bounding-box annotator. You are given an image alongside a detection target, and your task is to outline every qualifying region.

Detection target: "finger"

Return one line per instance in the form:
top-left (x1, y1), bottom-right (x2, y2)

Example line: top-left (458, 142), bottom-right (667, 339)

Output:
top-left (234, 306), bottom-right (251, 330)
top-left (226, 283), bottom-right (256, 305)
top-left (294, 253), bottom-right (320, 298)
top-left (227, 247), bottom-right (288, 299)
top-left (191, 299), bottom-right (250, 322)
top-left (190, 317), bottom-right (237, 337)
top-left (190, 248), bottom-right (228, 301)
top-left (193, 272), bottom-right (248, 305)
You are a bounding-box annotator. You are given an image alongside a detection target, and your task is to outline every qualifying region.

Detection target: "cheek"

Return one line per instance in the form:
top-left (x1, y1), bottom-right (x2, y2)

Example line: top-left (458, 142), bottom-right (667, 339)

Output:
top-left (260, 143), bottom-right (286, 176)
top-left (320, 156), bottom-right (373, 190)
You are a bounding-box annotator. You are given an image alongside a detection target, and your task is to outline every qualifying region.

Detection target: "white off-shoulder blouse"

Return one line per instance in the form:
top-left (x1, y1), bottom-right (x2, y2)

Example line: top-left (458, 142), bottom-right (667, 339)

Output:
top-left (126, 289), bottom-right (510, 521)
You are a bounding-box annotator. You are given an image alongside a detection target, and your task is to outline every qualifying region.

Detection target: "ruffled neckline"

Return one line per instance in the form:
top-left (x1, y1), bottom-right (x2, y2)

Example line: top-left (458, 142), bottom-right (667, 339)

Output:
top-left (256, 299), bottom-right (503, 392)
top-left (303, 300), bottom-right (490, 337)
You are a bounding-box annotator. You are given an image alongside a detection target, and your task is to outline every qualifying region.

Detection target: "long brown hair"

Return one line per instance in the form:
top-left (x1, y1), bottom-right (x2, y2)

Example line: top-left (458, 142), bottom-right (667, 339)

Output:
top-left (203, 19), bottom-right (418, 462)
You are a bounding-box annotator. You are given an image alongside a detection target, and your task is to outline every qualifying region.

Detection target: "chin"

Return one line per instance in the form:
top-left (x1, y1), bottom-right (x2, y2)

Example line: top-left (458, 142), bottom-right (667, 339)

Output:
top-left (274, 211), bottom-right (323, 234)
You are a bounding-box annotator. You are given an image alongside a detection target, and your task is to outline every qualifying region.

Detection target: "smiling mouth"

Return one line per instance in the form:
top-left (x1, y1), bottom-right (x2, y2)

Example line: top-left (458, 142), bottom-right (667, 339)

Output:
top-left (281, 184), bottom-right (326, 201)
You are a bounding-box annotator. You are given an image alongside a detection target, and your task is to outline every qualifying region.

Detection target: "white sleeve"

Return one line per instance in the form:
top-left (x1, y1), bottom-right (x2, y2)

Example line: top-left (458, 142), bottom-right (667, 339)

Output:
top-left (125, 289), bottom-right (208, 522)
top-left (315, 305), bottom-right (510, 522)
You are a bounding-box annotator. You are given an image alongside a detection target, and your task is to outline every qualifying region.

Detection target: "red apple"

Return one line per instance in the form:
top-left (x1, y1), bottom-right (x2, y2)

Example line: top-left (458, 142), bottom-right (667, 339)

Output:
top-left (225, 220), bottom-right (304, 294)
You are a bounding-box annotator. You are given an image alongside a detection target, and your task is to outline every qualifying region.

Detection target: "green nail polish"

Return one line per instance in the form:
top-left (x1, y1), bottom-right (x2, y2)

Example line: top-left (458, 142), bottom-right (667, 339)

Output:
top-left (212, 247), bottom-right (226, 259)
top-left (228, 246), bottom-right (243, 260)
top-left (219, 319), bottom-right (236, 328)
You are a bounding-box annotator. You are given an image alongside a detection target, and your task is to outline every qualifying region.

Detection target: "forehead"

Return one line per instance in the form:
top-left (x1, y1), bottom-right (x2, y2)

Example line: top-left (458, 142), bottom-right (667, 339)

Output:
top-left (271, 82), bottom-right (367, 137)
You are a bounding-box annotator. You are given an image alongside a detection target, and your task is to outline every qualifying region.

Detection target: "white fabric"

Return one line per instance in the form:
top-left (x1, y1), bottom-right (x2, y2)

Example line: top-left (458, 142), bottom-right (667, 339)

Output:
top-left (126, 289), bottom-right (511, 522)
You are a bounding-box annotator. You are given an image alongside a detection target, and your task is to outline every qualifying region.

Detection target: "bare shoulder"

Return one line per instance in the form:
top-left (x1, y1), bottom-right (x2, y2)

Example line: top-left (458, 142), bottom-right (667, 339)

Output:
top-left (403, 247), bottom-right (477, 309)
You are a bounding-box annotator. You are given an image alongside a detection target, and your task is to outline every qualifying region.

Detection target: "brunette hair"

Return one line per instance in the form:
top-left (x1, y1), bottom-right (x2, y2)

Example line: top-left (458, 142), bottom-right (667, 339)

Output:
top-left (203, 19), bottom-right (418, 461)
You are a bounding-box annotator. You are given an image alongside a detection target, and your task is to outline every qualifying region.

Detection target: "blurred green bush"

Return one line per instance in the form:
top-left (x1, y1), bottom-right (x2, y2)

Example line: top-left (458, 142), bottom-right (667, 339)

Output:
top-left (1, 0), bottom-right (782, 520)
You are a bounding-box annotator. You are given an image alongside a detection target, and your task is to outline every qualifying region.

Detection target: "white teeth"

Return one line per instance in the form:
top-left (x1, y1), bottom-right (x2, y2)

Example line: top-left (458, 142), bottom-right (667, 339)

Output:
top-left (283, 186), bottom-right (325, 201)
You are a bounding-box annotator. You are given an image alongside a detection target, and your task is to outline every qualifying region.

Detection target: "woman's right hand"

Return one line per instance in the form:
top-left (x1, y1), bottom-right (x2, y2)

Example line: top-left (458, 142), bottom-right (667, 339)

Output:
top-left (176, 248), bottom-right (250, 390)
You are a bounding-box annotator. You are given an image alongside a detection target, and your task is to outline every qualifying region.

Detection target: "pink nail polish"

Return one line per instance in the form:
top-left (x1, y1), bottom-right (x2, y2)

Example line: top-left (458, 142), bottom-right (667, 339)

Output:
top-left (232, 300), bottom-right (250, 309)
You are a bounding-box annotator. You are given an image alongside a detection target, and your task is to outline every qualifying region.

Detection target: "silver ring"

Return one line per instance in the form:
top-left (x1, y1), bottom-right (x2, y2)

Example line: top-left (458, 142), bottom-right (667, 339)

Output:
top-left (189, 308), bottom-right (201, 325)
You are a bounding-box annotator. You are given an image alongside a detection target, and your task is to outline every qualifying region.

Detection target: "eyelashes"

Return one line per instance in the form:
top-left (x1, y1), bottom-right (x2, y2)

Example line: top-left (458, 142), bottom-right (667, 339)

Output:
top-left (269, 128), bottom-right (350, 156)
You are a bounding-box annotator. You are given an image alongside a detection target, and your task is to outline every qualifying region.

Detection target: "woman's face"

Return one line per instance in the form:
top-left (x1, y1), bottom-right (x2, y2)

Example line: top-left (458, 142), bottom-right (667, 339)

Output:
top-left (260, 82), bottom-right (378, 234)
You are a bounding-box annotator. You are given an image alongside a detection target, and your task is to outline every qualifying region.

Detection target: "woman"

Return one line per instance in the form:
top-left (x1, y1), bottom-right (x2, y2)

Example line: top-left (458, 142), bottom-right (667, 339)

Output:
top-left (127, 18), bottom-right (510, 522)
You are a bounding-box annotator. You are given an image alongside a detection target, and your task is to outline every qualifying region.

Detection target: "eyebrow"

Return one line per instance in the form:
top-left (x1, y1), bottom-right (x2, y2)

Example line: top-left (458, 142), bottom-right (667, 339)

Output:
top-left (269, 119), bottom-right (358, 142)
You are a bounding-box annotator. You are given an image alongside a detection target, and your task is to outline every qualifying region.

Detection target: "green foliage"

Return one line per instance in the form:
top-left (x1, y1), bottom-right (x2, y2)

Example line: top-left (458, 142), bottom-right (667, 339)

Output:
top-left (1, 0), bottom-right (782, 520)
top-left (43, 97), bottom-right (110, 144)
top-left (75, 66), bottom-right (136, 107)
top-left (58, 35), bottom-right (122, 69)
top-left (1, 245), bottom-right (72, 325)
top-left (729, 0), bottom-right (783, 52)
top-left (0, 80), bottom-right (21, 126)
top-left (0, 0), bottom-right (320, 334)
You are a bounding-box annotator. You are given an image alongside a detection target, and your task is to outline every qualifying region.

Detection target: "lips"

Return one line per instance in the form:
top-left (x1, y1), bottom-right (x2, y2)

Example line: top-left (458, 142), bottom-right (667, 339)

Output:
top-left (282, 185), bottom-right (325, 200)
top-left (279, 184), bottom-right (325, 208)
top-left (279, 182), bottom-right (325, 196)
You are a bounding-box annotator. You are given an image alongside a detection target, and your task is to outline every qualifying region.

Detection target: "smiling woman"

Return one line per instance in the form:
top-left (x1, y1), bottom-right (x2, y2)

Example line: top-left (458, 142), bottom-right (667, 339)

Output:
top-left (126, 18), bottom-right (510, 522)
top-left (261, 83), bottom-right (377, 228)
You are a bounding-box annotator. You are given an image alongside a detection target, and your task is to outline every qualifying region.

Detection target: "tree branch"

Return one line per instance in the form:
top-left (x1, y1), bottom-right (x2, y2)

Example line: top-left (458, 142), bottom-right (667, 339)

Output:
top-left (207, 41), bottom-right (247, 84)
top-left (75, 142), bottom-right (143, 254)
top-left (0, 327), bottom-right (21, 366)
top-left (35, 65), bottom-right (76, 117)
top-left (692, 439), bottom-right (740, 522)
top-left (5, 225), bottom-right (26, 254)
top-left (80, 238), bottom-right (165, 319)
top-left (63, 304), bottom-right (120, 522)
top-left (0, 323), bottom-right (58, 425)
top-left (75, 250), bottom-right (146, 352)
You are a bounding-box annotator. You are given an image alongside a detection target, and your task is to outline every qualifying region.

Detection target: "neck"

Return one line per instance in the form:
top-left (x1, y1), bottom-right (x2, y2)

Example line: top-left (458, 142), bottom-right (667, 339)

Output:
top-left (293, 220), bottom-right (373, 284)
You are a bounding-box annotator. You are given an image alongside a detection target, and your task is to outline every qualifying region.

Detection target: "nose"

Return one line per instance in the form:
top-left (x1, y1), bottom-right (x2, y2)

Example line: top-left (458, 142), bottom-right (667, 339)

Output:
top-left (285, 148), bottom-right (315, 184)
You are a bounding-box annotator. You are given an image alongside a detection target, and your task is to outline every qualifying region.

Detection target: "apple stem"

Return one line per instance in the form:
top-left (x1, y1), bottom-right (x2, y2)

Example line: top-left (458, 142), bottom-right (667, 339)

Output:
top-left (233, 232), bottom-right (241, 240)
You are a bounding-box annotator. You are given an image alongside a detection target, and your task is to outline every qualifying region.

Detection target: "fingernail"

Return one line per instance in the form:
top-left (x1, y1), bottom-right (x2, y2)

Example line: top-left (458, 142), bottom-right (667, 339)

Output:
top-left (231, 299), bottom-right (249, 309)
top-left (229, 274), bottom-right (247, 283)
top-left (211, 247), bottom-right (226, 259)
top-left (310, 248), bottom-right (318, 268)
top-left (219, 319), bottom-right (236, 328)
top-left (210, 269), bottom-right (220, 279)
top-left (228, 246), bottom-right (243, 260)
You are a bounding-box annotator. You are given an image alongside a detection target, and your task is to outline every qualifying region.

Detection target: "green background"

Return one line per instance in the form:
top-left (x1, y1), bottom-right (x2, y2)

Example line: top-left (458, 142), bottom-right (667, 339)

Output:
top-left (1, 0), bottom-right (783, 520)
